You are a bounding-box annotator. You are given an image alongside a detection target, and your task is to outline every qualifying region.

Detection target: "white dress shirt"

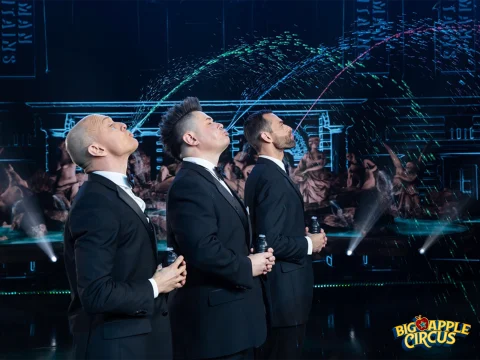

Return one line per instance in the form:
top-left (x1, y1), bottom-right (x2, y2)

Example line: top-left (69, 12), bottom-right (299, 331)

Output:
top-left (258, 155), bottom-right (313, 255)
top-left (92, 171), bottom-right (159, 298)
top-left (182, 157), bottom-right (233, 196)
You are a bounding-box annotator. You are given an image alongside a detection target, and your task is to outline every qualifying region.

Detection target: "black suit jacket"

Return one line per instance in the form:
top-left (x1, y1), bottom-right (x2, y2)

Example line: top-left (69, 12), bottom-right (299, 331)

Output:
top-left (244, 157), bottom-right (313, 328)
top-left (166, 161), bottom-right (267, 359)
top-left (64, 173), bottom-right (171, 359)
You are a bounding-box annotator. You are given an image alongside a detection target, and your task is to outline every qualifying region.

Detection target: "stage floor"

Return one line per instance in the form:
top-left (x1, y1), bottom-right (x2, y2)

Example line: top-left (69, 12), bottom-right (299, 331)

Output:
top-left (0, 283), bottom-right (478, 359)
top-left (1, 218), bottom-right (479, 359)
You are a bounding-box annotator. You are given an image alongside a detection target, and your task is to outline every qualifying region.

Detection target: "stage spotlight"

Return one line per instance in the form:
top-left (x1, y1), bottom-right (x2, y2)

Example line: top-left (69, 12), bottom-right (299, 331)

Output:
top-left (51, 256), bottom-right (57, 263)
top-left (347, 250), bottom-right (353, 256)
top-left (419, 248), bottom-right (425, 255)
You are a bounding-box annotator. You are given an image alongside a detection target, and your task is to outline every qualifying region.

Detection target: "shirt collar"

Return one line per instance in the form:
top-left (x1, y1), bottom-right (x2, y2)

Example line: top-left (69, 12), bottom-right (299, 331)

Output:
top-left (182, 157), bottom-right (217, 171)
top-left (92, 171), bottom-right (130, 188)
top-left (259, 155), bottom-right (286, 172)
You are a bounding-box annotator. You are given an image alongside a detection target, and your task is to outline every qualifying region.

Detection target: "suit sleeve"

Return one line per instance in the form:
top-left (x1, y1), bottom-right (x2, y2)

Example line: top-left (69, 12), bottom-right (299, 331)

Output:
top-left (254, 179), bottom-right (308, 264)
top-left (167, 181), bottom-right (254, 289)
top-left (70, 196), bottom-right (154, 316)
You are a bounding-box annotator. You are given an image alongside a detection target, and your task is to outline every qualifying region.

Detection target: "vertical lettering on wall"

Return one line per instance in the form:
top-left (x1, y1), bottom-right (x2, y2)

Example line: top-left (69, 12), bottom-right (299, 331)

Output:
top-left (0, 0), bottom-right (35, 78)
top-left (435, 0), bottom-right (475, 73)
top-left (355, 0), bottom-right (389, 74)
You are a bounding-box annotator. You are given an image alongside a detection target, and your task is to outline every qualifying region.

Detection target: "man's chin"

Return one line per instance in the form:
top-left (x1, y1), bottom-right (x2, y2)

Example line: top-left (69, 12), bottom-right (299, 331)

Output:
top-left (128, 140), bottom-right (139, 155)
top-left (221, 137), bottom-right (231, 151)
top-left (284, 141), bottom-right (296, 149)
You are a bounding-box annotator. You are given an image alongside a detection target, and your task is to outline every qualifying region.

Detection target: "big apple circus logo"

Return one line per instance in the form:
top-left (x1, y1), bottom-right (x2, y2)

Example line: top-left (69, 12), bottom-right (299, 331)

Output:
top-left (392, 315), bottom-right (471, 350)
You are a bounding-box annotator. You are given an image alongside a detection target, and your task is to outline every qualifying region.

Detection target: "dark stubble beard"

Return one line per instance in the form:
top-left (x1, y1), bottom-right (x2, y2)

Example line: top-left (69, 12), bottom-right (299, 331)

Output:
top-left (274, 133), bottom-right (296, 150)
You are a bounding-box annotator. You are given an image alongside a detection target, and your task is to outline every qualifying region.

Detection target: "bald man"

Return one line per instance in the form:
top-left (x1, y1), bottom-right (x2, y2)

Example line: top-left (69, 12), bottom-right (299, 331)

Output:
top-left (63, 115), bottom-right (186, 360)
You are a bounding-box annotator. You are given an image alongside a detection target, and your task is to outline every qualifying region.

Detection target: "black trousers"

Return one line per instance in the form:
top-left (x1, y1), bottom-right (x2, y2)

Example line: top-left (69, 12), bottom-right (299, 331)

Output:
top-left (254, 325), bottom-right (306, 360)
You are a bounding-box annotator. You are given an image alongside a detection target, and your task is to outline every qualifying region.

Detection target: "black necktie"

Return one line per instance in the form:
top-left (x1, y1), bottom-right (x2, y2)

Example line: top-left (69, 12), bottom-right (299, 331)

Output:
top-left (213, 167), bottom-right (224, 180)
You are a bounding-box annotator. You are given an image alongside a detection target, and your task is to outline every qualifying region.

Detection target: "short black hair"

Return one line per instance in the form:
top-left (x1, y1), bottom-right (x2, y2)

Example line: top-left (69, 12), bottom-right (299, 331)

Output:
top-left (159, 97), bottom-right (202, 161)
top-left (243, 110), bottom-right (273, 151)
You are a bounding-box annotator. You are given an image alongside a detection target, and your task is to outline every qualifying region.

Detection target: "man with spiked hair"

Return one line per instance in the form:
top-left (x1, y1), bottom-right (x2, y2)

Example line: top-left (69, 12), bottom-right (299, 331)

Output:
top-left (161, 97), bottom-right (275, 360)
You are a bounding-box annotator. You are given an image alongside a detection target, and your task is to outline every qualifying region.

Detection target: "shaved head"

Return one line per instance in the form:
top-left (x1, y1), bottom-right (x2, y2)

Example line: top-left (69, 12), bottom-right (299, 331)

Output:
top-left (65, 114), bottom-right (138, 173)
top-left (65, 114), bottom-right (108, 170)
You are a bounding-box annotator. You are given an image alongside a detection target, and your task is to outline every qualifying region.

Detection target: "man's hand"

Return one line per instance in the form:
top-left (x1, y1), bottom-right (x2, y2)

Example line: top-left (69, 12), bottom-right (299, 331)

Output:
top-left (308, 229), bottom-right (327, 253)
top-left (263, 248), bottom-right (275, 275)
top-left (152, 256), bottom-right (187, 293)
top-left (248, 248), bottom-right (275, 276)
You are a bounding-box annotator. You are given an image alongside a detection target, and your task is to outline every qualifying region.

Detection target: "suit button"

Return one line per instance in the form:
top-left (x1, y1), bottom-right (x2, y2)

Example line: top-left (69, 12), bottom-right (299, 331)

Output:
top-left (135, 310), bottom-right (147, 316)
top-left (162, 311), bottom-right (168, 316)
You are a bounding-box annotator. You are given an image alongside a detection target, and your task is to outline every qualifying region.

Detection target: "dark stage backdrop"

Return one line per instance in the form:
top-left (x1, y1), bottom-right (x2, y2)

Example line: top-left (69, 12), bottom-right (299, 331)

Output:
top-left (0, 0), bottom-right (479, 265)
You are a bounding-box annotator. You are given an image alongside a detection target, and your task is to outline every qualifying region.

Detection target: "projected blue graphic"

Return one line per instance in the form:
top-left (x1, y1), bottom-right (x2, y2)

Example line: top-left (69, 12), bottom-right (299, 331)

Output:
top-left (27, 94), bottom-right (480, 204)
top-left (390, 218), bottom-right (468, 236)
top-left (434, 0), bottom-right (476, 74)
top-left (31, 99), bottom-right (365, 171)
top-left (354, 0), bottom-right (389, 74)
top-left (18, 0), bottom-right (480, 210)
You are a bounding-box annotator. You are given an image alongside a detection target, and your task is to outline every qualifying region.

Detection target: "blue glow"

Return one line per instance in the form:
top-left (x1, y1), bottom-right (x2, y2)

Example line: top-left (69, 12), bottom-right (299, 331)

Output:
top-left (228, 126), bottom-right (245, 158)
top-left (365, 311), bottom-right (371, 329)
top-left (390, 218), bottom-right (468, 236)
top-left (288, 129), bottom-right (308, 165)
top-left (326, 231), bottom-right (363, 238)
top-left (157, 242), bottom-right (168, 251)
top-left (328, 313), bottom-right (335, 329)
top-left (0, 227), bottom-right (168, 251)
top-left (459, 218), bottom-right (480, 224)
top-left (363, 255), bottom-right (368, 265)
top-left (0, 229), bottom-right (63, 246)
top-left (145, 209), bottom-right (166, 216)
top-left (326, 255), bottom-right (333, 267)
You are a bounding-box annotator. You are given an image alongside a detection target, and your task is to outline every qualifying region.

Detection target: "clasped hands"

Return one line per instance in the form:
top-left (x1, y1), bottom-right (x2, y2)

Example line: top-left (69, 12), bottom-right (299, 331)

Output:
top-left (305, 227), bottom-right (328, 253)
top-left (248, 248), bottom-right (276, 276)
top-left (152, 256), bottom-right (187, 293)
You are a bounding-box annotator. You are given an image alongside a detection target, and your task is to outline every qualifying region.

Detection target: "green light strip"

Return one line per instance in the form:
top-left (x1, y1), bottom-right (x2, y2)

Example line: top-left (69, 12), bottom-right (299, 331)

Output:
top-left (0, 281), bottom-right (457, 295)
top-left (0, 290), bottom-right (70, 295)
top-left (313, 280), bottom-right (456, 288)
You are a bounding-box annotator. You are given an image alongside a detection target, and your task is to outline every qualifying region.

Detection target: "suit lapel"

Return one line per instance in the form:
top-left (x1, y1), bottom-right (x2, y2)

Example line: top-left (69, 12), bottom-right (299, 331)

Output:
top-left (225, 182), bottom-right (252, 248)
top-left (181, 162), bottom-right (250, 245)
top-left (88, 173), bottom-right (158, 262)
top-left (258, 157), bottom-right (304, 203)
top-left (116, 189), bottom-right (158, 261)
top-left (283, 169), bottom-right (304, 203)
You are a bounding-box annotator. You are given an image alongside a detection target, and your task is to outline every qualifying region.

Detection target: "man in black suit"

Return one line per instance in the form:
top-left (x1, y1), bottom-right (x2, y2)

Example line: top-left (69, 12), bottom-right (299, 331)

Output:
top-left (64, 114), bottom-right (187, 359)
top-left (160, 97), bottom-right (275, 360)
top-left (243, 111), bottom-right (327, 360)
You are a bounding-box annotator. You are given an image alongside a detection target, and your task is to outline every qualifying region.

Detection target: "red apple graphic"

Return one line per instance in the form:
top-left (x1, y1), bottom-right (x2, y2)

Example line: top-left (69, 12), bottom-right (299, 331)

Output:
top-left (415, 315), bottom-right (429, 331)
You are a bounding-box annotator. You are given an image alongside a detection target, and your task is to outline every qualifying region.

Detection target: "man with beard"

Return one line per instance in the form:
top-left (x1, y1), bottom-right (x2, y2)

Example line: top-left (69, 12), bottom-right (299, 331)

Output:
top-left (161, 97), bottom-right (275, 360)
top-left (243, 111), bottom-right (327, 360)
